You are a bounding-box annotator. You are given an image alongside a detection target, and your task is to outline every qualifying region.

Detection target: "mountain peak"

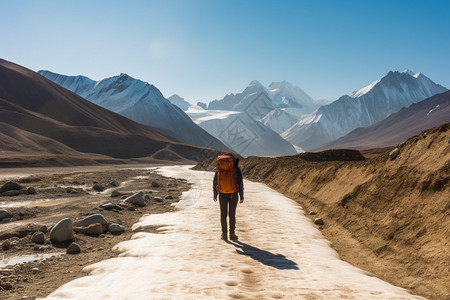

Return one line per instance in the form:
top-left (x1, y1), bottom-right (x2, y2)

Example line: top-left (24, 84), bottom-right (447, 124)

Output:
top-left (248, 80), bottom-right (264, 87)
top-left (403, 69), bottom-right (416, 76)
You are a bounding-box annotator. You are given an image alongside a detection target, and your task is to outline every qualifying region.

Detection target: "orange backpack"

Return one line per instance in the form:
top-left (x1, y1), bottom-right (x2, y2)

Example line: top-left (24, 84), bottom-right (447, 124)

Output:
top-left (216, 153), bottom-right (239, 194)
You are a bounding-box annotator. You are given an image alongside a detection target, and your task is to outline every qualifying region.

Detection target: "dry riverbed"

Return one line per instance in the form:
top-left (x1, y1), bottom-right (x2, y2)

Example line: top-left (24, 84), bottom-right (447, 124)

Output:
top-left (0, 165), bottom-right (190, 299)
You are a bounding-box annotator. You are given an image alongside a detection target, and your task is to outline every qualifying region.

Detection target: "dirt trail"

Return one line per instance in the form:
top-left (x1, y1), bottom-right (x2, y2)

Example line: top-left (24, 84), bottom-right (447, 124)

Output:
top-left (44, 166), bottom-right (423, 299)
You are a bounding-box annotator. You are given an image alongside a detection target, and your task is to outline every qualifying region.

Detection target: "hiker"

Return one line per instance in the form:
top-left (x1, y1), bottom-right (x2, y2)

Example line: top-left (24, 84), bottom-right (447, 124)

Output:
top-left (213, 153), bottom-right (244, 241)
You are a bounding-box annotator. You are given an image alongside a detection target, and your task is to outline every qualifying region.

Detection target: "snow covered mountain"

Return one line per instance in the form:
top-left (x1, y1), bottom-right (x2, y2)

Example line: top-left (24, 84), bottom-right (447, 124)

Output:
top-left (207, 80), bottom-right (318, 116)
top-left (168, 94), bottom-right (191, 111)
top-left (314, 90), bottom-right (450, 151)
top-left (187, 107), bottom-right (297, 157)
top-left (268, 81), bottom-right (317, 112)
top-left (282, 70), bottom-right (448, 151)
top-left (38, 70), bottom-right (230, 152)
top-left (261, 108), bottom-right (299, 134)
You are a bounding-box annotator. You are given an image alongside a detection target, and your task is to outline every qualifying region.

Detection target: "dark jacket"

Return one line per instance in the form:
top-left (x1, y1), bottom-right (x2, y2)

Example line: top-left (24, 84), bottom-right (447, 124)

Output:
top-left (213, 167), bottom-right (244, 200)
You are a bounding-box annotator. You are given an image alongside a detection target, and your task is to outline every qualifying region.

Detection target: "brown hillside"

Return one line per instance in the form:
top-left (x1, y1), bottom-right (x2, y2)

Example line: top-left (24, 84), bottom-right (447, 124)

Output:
top-left (0, 59), bottom-right (220, 164)
top-left (195, 123), bottom-right (450, 299)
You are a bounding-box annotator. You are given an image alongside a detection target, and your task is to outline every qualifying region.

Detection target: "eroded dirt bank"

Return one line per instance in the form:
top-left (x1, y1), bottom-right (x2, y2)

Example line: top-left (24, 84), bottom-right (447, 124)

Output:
top-left (195, 123), bottom-right (450, 300)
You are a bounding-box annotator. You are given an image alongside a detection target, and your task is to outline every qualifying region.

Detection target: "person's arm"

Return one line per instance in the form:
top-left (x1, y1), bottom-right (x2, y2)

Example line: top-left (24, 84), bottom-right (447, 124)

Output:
top-left (213, 170), bottom-right (218, 201)
top-left (236, 167), bottom-right (244, 203)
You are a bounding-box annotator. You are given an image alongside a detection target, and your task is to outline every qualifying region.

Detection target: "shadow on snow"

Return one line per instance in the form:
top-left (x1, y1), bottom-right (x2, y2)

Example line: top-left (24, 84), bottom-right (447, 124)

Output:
top-left (227, 240), bottom-right (298, 270)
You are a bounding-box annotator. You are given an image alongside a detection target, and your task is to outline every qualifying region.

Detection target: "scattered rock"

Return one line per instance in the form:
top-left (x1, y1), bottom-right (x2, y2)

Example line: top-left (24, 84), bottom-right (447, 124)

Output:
top-left (3, 281), bottom-right (13, 290)
top-left (144, 194), bottom-right (150, 200)
top-left (154, 197), bottom-right (163, 202)
top-left (66, 242), bottom-right (81, 254)
top-left (39, 225), bottom-right (48, 233)
top-left (49, 218), bottom-right (74, 243)
top-left (165, 195), bottom-right (173, 200)
top-left (0, 181), bottom-right (23, 193)
top-left (389, 148), bottom-right (400, 160)
top-left (314, 218), bottom-right (325, 226)
top-left (3, 190), bottom-right (20, 197)
top-left (32, 268), bottom-right (39, 274)
top-left (2, 240), bottom-right (11, 250)
top-left (124, 192), bottom-right (147, 207)
top-left (74, 223), bottom-right (104, 235)
top-left (31, 232), bottom-right (45, 244)
top-left (93, 183), bottom-right (104, 192)
top-left (109, 223), bottom-right (125, 234)
top-left (110, 181), bottom-right (118, 187)
top-left (0, 209), bottom-right (11, 221)
top-left (151, 181), bottom-right (160, 188)
top-left (111, 190), bottom-right (121, 198)
top-left (27, 187), bottom-right (37, 194)
top-left (309, 211), bottom-right (317, 215)
top-left (19, 188), bottom-right (29, 195)
top-left (75, 214), bottom-right (108, 227)
top-left (127, 206), bottom-right (136, 211)
top-left (99, 203), bottom-right (113, 210)
top-left (66, 187), bottom-right (79, 194)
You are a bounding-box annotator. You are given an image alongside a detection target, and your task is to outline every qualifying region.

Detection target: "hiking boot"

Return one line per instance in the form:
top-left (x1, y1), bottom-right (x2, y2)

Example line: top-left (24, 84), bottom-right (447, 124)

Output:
top-left (229, 232), bottom-right (238, 241)
top-left (221, 233), bottom-right (228, 241)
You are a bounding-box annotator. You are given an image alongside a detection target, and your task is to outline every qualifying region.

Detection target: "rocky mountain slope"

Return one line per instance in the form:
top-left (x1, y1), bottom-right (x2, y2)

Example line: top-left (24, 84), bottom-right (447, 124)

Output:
top-left (315, 90), bottom-right (450, 151)
top-left (194, 123), bottom-right (449, 300)
top-left (0, 59), bottom-right (219, 166)
top-left (207, 80), bottom-right (318, 116)
top-left (38, 70), bottom-right (230, 151)
top-left (282, 70), bottom-right (448, 150)
top-left (186, 107), bottom-right (297, 157)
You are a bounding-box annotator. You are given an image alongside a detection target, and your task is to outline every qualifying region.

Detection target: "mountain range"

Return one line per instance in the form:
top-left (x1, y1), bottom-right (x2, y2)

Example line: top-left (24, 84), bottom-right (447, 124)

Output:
top-left (186, 107), bottom-right (297, 157)
top-left (313, 90), bottom-right (450, 151)
top-left (0, 59), bottom-right (218, 166)
top-left (38, 70), bottom-right (230, 152)
top-left (282, 70), bottom-right (448, 150)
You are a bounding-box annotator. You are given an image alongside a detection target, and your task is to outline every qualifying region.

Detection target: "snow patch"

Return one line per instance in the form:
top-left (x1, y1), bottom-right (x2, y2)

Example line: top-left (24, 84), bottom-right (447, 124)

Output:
top-left (44, 166), bottom-right (424, 300)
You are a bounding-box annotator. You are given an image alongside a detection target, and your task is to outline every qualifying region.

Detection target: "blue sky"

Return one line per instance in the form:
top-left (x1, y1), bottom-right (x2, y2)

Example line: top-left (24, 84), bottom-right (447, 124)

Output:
top-left (1, 0), bottom-right (449, 104)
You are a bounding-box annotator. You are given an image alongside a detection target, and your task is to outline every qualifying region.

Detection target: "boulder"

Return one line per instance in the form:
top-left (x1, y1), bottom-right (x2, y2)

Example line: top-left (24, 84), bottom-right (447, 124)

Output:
top-left (31, 232), bottom-right (45, 244)
top-left (99, 203), bottom-right (117, 210)
top-left (154, 197), bottom-right (163, 202)
top-left (93, 183), bottom-right (104, 192)
top-left (74, 223), bottom-right (104, 235)
top-left (0, 181), bottom-right (23, 193)
top-left (389, 148), bottom-right (400, 160)
top-left (110, 181), bottom-right (118, 187)
top-left (111, 190), bottom-right (121, 198)
top-left (3, 190), bottom-right (20, 197)
top-left (151, 181), bottom-right (160, 188)
top-left (75, 214), bottom-right (108, 227)
top-left (0, 209), bottom-right (11, 221)
top-left (66, 242), bottom-right (81, 254)
top-left (19, 188), bottom-right (29, 195)
top-left (165, 195), bottom-right (173, 200)
top-left (124, 192), bottom-right (146, 207)
top-left (309, 211), bottom-right (317, 215)
top-left (314, 218), bottom-right (325, 226)
top-left (39, 225), bottom-right (48, 233)
top-left (2, 240), bottom-right (11, 250)
top-left (27, 186), bottom-right (37, 194)
top-left (109, 223), bottom-right (125, 234)
top-left (49, 218), bottom-right (74, 243)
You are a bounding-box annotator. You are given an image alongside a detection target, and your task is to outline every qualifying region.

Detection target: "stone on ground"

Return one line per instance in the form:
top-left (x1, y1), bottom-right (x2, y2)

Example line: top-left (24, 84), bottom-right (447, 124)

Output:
top-left (50, 218), bottom-right (74, 243)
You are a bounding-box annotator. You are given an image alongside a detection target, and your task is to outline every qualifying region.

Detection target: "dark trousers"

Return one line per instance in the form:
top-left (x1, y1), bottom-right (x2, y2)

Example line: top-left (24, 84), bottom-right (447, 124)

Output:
top-left (219, 192), bottom-right (238, 234)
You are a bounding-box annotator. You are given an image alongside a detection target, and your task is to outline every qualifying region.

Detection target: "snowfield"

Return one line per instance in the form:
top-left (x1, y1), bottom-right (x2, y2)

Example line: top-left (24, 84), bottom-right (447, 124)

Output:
top-left (44, 166), bottom-right (423, 299)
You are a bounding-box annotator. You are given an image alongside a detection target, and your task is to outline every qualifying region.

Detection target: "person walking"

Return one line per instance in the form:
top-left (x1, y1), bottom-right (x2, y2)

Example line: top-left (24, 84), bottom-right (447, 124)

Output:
top-left (213, 153), bottom-right (244, 241)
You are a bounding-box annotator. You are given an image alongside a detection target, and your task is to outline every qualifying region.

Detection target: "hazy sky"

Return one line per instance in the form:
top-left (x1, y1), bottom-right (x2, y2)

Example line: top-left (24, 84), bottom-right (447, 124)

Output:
top-left (1, 0), bottom-right (449, 104)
